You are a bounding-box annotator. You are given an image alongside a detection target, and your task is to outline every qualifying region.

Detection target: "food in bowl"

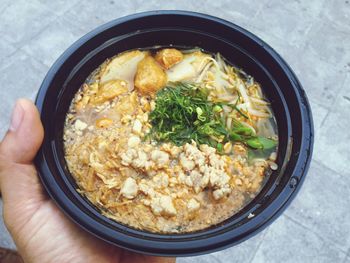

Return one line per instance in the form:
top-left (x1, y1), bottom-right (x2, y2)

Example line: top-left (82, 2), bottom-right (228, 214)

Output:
top-left (63, 47), bottom-right (278, 233)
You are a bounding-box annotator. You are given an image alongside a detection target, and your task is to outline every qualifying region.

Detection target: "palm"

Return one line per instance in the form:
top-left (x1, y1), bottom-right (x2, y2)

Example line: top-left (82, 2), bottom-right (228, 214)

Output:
top-left (0, 100), bottom-right (174, 263)
top-left (3, 164), bottom-right (171, 263)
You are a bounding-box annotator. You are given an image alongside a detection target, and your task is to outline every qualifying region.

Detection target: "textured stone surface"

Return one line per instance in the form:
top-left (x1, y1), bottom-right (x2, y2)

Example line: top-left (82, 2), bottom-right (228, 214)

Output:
top-left (312, 76), bottom-right (350, 176)
top-left (285, 160), bottom-right (350, 252)
top-left (0, 0), bottom-right (350, 262)
top-left (251, 215), bottom-right (347, 263)
top-left (251, 0), bottom-right (326, 46)
top-left (178, 230), bottom-right (267, 263)
top-left (0, 0), bottom-right (57, 46)
top-left (0, 39), bottom-right (16, 61)
top-left (305, 16), bottom-right (350, 68)
top-left (323, 0), bottom-right (350, 31)
top-left (0, 50), bottom-right (48, 136)
top-left (21, 16), bottom-right (86, 67)
top-left (0, 200), bottom-right (16, 249)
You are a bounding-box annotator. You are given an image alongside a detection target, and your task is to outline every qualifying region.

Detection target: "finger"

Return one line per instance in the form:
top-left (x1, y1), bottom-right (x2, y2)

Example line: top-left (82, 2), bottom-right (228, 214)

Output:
top-left (0, 99), bottom-right (45, 208)
top-left (0, 247), bottom-right (24, 263)
top-left (0, 99), bottom-right (44, 164)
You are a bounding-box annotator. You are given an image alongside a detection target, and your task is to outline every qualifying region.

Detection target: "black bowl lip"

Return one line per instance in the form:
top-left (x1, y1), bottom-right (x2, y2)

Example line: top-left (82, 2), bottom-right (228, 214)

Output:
top-left (35, 10), bottom-right (314, 256)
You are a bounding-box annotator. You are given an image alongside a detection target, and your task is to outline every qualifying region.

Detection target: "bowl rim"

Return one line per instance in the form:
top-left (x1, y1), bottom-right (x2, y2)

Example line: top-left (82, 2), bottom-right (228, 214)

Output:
top-left (35, 10), bottom-right (314, 256)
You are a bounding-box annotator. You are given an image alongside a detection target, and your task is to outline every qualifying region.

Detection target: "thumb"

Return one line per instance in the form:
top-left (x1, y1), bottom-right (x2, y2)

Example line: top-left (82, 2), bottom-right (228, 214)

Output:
top-left (0, 99), bottom-right (44, 164)
top-left (0, 99), bottom-right (44, 204)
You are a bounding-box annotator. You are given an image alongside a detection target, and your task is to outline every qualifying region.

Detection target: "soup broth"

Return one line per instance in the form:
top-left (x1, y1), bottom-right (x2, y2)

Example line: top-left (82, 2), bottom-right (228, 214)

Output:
top-left (63, 47), bottom-right (278, 233)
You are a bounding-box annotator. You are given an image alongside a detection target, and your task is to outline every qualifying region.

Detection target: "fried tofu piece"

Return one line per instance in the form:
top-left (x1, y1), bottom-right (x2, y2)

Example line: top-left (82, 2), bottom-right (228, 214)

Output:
top-left (95, 118), bottom-right (113, 128)
top-left (155, 48), bottom-right (183, 69)
top-left (75, 83), bottom-right (99, 110)
top-left (99, 50), bottom-right (147, 85)
top-left (166, 50), bottom-right (211, 82)
top-left (90, 79), bottom-right (128, 104)
top-left (114, 91), bottom-right (139, 115)
top-left (134, 56), bottom-right (167, 95)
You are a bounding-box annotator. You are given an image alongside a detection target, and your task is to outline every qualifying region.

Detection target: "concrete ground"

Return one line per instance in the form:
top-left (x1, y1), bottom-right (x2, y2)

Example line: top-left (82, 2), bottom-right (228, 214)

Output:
top-left (0, 0), bottom-right (349, 262)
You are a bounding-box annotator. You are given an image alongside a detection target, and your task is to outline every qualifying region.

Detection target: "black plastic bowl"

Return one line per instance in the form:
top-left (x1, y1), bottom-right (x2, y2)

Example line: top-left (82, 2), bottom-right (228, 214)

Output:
top-left (35, 11), bottom-right (313, 256)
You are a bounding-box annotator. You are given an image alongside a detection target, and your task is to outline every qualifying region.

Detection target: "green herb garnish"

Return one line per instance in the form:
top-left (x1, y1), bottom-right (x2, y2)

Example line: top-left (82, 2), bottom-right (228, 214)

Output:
top-left (148, 82), bottom-right (277, 150)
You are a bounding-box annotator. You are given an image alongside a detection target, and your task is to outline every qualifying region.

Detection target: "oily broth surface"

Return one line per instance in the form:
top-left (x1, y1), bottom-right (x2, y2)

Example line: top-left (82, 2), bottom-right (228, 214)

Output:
top-left (63, 48), bottom-right (278, 233)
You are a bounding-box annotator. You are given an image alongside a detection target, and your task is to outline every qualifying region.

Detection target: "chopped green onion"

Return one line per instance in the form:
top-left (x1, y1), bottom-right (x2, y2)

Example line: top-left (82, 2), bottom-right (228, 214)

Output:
top-left (246, 137), bottom-right (277, 149)
top-left (217, 143), bottom-right (223, 152)
top-left (213, 105), bottom-right (222, 113)
top-left (148, 82), bottom-right (277, 151)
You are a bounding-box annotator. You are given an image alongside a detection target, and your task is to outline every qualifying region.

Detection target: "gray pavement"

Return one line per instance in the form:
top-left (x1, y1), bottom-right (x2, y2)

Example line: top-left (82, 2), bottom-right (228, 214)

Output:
top-left (0, 0), bottom-right (349, 262)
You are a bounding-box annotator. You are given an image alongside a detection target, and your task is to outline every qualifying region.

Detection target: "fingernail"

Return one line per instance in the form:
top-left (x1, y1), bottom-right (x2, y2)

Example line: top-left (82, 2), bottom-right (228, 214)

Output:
top-left (9, 101), bottom-right (24, 132)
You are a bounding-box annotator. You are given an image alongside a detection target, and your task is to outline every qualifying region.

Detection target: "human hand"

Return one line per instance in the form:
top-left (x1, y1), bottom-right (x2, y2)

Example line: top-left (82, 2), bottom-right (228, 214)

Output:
top-left (0, 99), bottom-right (175, 263)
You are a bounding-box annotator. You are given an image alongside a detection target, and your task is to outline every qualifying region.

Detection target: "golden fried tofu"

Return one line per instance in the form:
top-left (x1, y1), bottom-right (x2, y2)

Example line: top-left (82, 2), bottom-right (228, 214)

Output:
top-left (134, 56), bottom-right (167, 95)
top-left (114, 91), bottom-right (139, 115)
top-left (95, 118), bottom-right (113, 128)
top-left (155, 48), bottom-right (183, 69)
top-left (99, 50), bottom-right (147, 84)
top-left (166, 50), bottom-right (211, 82)
top-left (90, 79), bottom-right (129, 104)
